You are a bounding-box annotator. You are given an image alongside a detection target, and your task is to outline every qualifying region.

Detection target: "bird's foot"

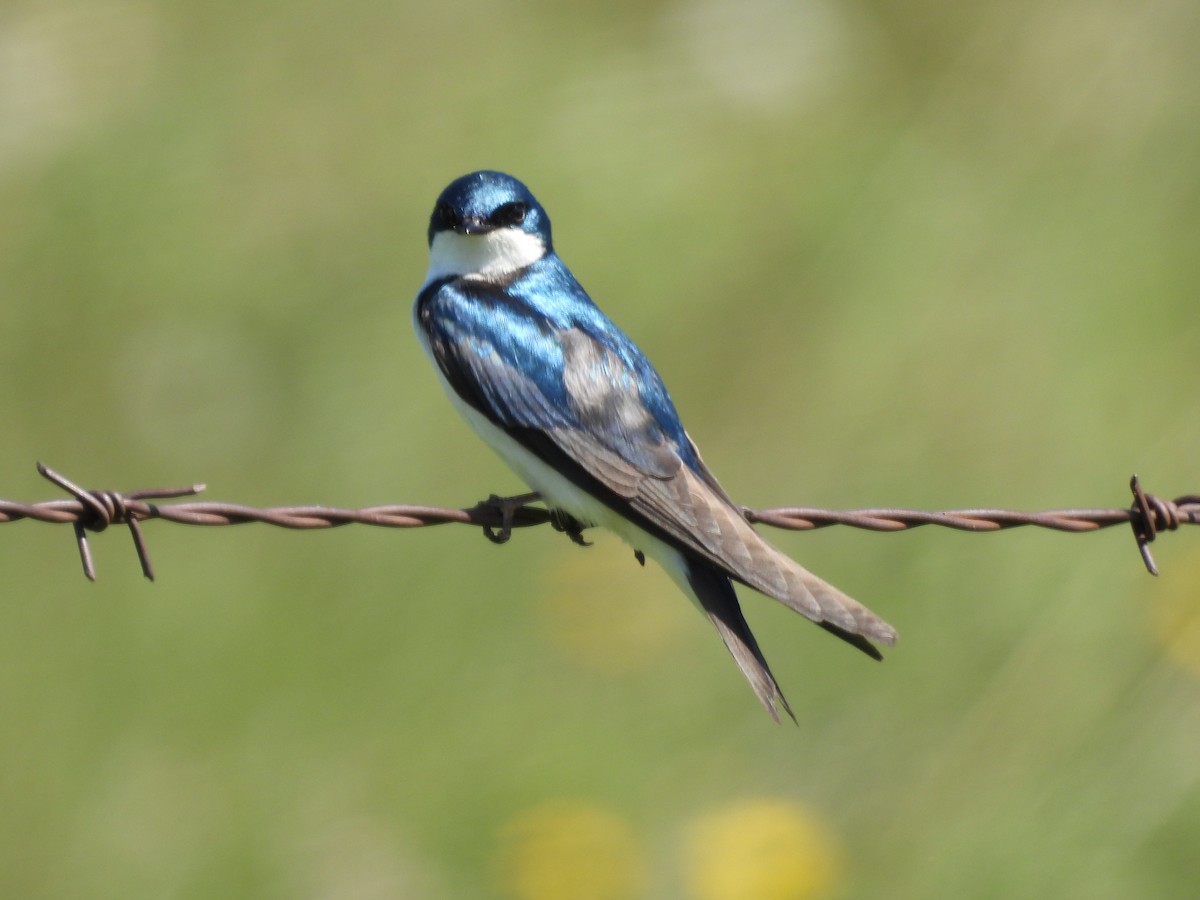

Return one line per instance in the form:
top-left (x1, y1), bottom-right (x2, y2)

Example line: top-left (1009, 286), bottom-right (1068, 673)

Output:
top-left (481, 492), bottom-right (542, 544)
top-left (549, 508), bottom-right (592, 547)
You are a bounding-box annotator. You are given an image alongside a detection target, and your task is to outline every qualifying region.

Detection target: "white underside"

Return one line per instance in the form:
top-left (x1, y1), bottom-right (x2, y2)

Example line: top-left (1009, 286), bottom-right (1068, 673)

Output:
top-left (416, 225), bottom-right (698, 605)
top-left (414, 320), bottom-right (696, 603)
top-left (463, 395), bottom-right (696, 602)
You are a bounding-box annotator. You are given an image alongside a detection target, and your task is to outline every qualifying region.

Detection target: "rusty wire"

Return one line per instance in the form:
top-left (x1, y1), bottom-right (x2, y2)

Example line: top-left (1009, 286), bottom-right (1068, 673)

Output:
top-left (0, 463), bottom-right (1196, 582)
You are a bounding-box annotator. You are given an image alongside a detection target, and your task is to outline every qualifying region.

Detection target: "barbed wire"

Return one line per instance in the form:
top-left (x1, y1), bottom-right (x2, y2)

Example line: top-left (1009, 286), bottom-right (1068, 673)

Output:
top-left (1, 463), bottom-right (1196, 582)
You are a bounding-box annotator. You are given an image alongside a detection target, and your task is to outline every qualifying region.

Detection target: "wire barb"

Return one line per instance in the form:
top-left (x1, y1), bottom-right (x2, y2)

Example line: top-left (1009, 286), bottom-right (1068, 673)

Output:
top-left (33, 462), bottom-right (205, 581)
top-left (1, 464), bottom-right (1196, 581)
top-left (1127, 474), bottom-right (1198, 576)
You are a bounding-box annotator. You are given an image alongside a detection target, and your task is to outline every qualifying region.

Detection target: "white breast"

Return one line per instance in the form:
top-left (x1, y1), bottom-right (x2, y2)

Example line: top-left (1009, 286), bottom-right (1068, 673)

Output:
top-left (412, 290), bottom-right (696, 609)
top-left (423, 228), bottom-right (546, 287)
top-left (444, 381), bottom-right (695, 603)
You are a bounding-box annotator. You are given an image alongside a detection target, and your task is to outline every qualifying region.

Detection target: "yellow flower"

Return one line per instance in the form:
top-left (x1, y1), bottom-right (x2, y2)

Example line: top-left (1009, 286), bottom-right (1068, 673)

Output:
top-left (496, 802), bottom-right (646, 900)
top-left (685, 800), bottom-right (844, 900)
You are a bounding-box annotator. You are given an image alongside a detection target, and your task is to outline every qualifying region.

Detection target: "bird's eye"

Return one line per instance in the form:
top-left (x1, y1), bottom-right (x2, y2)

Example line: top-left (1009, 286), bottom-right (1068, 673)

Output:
top-left (491, 201), bottom-right (528, 227)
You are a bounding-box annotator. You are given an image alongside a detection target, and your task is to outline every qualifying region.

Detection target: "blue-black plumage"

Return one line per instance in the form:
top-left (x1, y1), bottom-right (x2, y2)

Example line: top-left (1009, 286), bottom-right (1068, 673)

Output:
top-left (412, 170), bottom-right (897, 721)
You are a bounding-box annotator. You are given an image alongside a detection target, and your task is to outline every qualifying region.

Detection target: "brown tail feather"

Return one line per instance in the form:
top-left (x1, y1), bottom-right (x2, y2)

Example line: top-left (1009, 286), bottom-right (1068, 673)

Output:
top-left (684, 558), bottom-right (795, 724)
top-left (676, 467), bottom-right (898, 647)
top-left (818, 620), bottom-right (884, 661)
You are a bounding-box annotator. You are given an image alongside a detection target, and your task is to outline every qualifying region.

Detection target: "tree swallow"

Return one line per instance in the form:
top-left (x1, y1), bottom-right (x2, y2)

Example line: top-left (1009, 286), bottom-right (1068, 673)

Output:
top-left (413, 170), bottom-right (897, 721)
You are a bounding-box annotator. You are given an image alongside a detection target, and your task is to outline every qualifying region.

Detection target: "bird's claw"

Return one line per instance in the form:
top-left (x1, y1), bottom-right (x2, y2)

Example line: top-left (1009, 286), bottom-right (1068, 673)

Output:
top-left (481, 492), bottom-right (540, 544)
top-left (549, 508), bottom-right (592, 547)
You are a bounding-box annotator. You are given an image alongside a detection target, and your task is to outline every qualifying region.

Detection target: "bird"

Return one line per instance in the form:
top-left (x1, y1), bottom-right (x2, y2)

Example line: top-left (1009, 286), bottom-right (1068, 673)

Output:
top-left (412, 170), bottom-right (896, 721)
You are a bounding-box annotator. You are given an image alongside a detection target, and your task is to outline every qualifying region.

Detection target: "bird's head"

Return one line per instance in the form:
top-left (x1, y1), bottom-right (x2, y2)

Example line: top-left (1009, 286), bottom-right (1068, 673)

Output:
top-left (424, 171), bottom-right (552, 284)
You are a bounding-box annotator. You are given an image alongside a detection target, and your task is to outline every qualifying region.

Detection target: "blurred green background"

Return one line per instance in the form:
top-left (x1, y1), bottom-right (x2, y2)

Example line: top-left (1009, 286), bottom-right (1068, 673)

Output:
top-left (2, 0), bottom-right (1199, 897)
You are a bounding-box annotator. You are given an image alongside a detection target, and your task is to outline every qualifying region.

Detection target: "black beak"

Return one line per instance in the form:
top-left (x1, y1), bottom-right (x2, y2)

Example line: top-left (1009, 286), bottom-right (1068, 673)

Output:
top-left (458, 215), bottom-right (492, 235)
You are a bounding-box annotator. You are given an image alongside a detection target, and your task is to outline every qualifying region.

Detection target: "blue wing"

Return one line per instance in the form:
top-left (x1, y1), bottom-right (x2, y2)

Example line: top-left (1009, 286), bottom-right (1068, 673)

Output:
top-left (417, 270), bottom-right (700, 484)
top-left (420, 265), bottom-right (785, 551)
top-left (415, 263), bottom-right (896, 670)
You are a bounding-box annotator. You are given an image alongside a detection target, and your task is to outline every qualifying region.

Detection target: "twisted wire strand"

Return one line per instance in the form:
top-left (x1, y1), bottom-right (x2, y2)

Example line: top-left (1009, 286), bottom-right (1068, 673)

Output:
top-left (1, 464), bottom-right (1196, 581)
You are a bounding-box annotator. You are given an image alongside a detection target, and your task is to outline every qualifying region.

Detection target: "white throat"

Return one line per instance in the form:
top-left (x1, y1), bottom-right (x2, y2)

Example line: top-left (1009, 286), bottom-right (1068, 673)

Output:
top-left (423, 228), bottom-right (546, 287)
